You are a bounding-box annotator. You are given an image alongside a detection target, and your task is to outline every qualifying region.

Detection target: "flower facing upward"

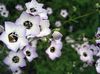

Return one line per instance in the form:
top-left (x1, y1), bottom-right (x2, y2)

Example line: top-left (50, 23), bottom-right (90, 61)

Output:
top-left (16, 12), bottom-right (40, 37)
top-left (3, 51), bottom-right (26, 72)
top-left (46, 40), bottom-right (62, 60)
top-left (60, 9), bottom-right (68, 18)
top-left (25, 0), bottom-right (48, 19)
top-left (23, 45), bottom-right (38, 62)
top-left (0, 21), bottom-right (28, 51)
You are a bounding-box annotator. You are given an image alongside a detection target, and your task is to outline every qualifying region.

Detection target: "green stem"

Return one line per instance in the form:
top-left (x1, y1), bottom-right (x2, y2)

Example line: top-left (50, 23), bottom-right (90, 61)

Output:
top-left (64, 11), bottom-right (97, 23)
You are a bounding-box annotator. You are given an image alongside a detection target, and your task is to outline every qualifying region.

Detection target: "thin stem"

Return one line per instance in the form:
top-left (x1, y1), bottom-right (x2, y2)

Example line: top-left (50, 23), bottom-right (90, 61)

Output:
top-left (64, 11), bottom-right (97, 24)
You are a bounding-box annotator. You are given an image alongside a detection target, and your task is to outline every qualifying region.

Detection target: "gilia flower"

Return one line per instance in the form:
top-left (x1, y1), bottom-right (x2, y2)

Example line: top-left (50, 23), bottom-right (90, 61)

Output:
top-left (78, 43), bottom-right (94, 64)
top-left (96, 27), bottom-right (100, 38)
top-left (36, 19), bottom-right (51, 37)
top-left (55, 21), bottom-right (62, 27)
top-left (23, 45), bottom-right (38, 62)
top-left (47, 7), bottom-right (53, 15)
top-left (0, 22), bottom-right (28, 51)
top-left (46, 38), bottom-right (62, 60)
top-left (25, 0), bottom-right (48, 19)
top-left (0, 4), bottom-right (6, 12)
top-left (60, 9), bottom-right (68, 18)
top-left (52, 31), bottom-right (63, 40)
top-left (3, 51), bottom-right (26, 72)
top-left (16, 12), bottom-right (40, 37)
top-left (0, 10), bottom-right (9, 17)
top-left (15, 4), bottom-right (23, 11)
top-left (12, 68), bottom-right (22, 74)
top-left (96, 58), bottom-right (100, 73)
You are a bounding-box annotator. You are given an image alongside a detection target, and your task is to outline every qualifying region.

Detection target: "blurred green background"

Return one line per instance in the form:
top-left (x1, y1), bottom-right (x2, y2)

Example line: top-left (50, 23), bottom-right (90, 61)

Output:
top-left (0, 0), bottom-right (99, 74)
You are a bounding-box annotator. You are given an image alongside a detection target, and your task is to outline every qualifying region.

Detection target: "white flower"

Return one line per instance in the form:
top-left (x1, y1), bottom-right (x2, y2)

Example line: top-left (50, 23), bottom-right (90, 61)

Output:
top-left (46, 38), bottom-right (63, 60)
top-left (16, 11), bottom-right (40, 37)
top-left (23, 45), bottom-right (38, 62)
top-left (15, 4), bottom-right (23, 11)
top-left (3, 51), bottom-right (26, 72)
top-left (36, 19), bottom-right (51, 37)
top-left (0, 4), bottom-right (6, 12)
top-left (55, 21), bottom-right (61, 27)
top-left (90, 44), bottom-right (100, 56)
top-left (96, 27), bottom-right (100, 38)
top-left (12, 68), bottom-right (22, 74)
top-left (65, 36), bottom-right (75, 44)
top-left (78, 43), bottom-right (94, 63)
top-left (96, 58), bottom-right (100, 73)
top-left (52, 31), bottom-right (63, 40)
top-left (0, 22), bottom-right (28, 52)
top-left (0, 10), bottom-right (9, 17)
top-left (47, 7), bottom-right (53, 15)
top-left (60, 9), bottom-right (68, 18)
top-left (71, 43), bottom-right (81, 51)
top-left (25, 0), bottom-right (48, 19)
top-left (69, 25), bottom-right (73, 32)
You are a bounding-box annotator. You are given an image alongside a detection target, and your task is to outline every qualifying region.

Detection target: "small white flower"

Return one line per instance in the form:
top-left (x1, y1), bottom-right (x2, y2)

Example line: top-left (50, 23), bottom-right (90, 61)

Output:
top-left (78, 43), bottom-right (94, 63)
top-left (23, 45), bottom-right (38, 62)
top-left (90, 44), bottom-right (100, 56)
top-left (60, 9), bottom-right (68, 18)
top-left (96, 58), bottom-right (100, 73)
top-left (3, 51), bottom-right (26, 72)
top-left (47, 7), bottom-right (53, 15)
top-left (0, 22), bottom-right (28, 51)
top-left (65, 36), bottom-right (75, 44)
top-left (55, 21), bottom-right (61, 27)
top-left (96, 27), bottom-right (100, 38)
top-left (16, 11), bottom-right (40, 37)
top-left (46, 38), bottom-right (63, 60)
top-left (71, 43), bottom-right (81, 51)
top-left (36, 19), bottom-right (51, 37)
top-left (15, 4), bottom-right (23, 11)
top-left (12, 68), bottom-right (22, 74)
top-left (25, 0), bottom-right (48, 19)
top-left (52, 31), bottom-right (63, 40)
top-left (0, 10), bottom-right (9, 17)
top-left (69, 25), bottom-right (73, 32)
top-left (0, 4), bottom-right (6, 12)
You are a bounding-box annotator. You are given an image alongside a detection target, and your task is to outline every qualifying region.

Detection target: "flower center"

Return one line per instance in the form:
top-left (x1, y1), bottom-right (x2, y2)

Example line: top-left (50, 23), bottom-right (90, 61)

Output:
top-left (26, 51), bottom-right (31, 56)
top-left (23, 21), bottom-right (33, 29)
top-left (12, 56), bottom-right (20, 63)
top-left (83, 52), bottom-right (87, 57)
top-left (8, 32), bottom-right (18, 43)
top-left (50, 47), bottom-right (55, 53)
top-left (30, 8), bottom-right (36, 12)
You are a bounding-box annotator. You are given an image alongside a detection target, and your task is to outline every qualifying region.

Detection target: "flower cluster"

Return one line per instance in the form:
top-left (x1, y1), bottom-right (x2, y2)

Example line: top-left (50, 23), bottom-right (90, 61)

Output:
top-left (0, 0), bottom-right (63, 73)
top-left (66, 27), bottom-right (100, 73)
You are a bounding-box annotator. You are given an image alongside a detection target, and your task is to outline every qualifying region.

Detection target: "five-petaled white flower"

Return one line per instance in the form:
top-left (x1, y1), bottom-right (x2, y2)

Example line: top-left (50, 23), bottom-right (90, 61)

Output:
top-left (23, 45), bottom-right (38, 62)
top-left (0, 21), bottom-right (28, 52)
top-left (16, 11), bottom-right (41, 37)
top-left (25, 0), bottom-right (48, 19)
top-left (36, 19), bottom-right (51, 37)
top-left (60, 9), bottom-right (68, 18)
top-left (3, 51), bottom-right (26, 72)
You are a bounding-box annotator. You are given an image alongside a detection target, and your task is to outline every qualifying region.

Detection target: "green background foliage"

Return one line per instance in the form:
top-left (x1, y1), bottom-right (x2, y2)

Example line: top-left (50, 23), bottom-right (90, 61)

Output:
top-left (0, 0), bottom-right (99, 74)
